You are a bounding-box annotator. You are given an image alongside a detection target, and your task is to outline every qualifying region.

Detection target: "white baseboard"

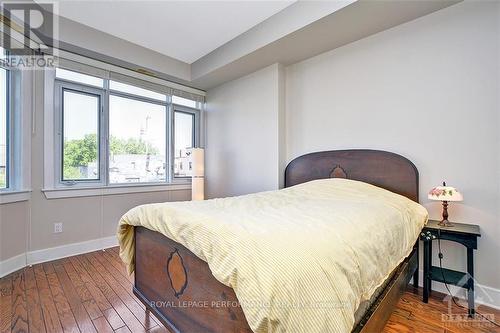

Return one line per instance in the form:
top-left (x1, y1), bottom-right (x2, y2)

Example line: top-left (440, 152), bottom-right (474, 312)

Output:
top-left (412, 269), bottom-right (500, 310)
top-left (27, 236), bottom-right (118, 265)
top-left (0, 253), bottom-right (27, 278)
top-left (0, 235), bottom-right (118, 278)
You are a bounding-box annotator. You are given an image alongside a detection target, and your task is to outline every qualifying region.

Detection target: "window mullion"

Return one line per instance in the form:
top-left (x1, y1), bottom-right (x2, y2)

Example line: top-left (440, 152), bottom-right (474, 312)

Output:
top-left (5, 69), bottom-right (11, 189)
top-left (101, 85), bottom-right (109, 186)
top-left (167, 96), bottom-right (173, 183)
top-left (101, 79), bottom-right (109, 186)
top-left (54, 81), bottom-right (62, 187)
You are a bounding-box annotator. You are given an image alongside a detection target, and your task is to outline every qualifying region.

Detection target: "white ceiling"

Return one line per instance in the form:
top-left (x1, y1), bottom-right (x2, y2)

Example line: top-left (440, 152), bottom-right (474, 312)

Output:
top-left (55, 0), bottom-right (295, 64)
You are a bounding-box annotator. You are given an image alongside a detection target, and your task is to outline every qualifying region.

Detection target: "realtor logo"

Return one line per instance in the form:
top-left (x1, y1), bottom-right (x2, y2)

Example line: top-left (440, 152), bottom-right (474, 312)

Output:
top-left (0, 1), bottom-right (58, 68)
top-left (441, 274), bottom-right (496, 328)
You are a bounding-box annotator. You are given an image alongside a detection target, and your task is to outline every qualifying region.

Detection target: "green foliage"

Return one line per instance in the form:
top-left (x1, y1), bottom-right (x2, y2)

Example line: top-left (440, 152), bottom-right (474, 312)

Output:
top-left (109, 136), bottom-right (159, 155)
top-left (63, 134), bottom-right (159, 179)
top-left (63, 133), bottom-right (98, 179)
top-left (63, 166), bottom-right (82, 180)
top-left (64, 134), bottom-right (98, 168)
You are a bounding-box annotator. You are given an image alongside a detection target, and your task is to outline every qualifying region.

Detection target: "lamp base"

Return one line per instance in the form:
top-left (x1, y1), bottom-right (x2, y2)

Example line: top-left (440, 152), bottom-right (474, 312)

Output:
top-left (439, 201), bottom-right (453, 227)
top-left (438, 219), bottom-right (454, 227)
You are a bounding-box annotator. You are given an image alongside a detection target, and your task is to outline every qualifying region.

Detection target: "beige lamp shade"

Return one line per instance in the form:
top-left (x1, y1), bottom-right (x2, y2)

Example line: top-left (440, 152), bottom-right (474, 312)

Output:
top-left (428, 184), bottom-right (463, 202)
top-left (189, 148), bottom-right (204, 201)
top-left (189, 148), bottom-right (204, 177)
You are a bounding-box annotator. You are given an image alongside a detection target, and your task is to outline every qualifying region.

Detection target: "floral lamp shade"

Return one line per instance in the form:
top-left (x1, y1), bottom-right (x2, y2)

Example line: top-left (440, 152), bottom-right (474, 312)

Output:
top-left (428, 182), bottom-right (463, 227)
top-left (428, 184), bottom-right (463, 202)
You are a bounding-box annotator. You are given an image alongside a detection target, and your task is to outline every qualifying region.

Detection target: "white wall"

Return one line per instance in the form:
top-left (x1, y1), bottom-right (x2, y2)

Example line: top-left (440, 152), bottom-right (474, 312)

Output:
top-left (205, 64), bottom-right (285, 198)
top-left (0, 201), bottom-right (28, 261)
top-left (56, 16), bottom-right (191, 83)
top-left (285, 0), bottom-right (500, 293)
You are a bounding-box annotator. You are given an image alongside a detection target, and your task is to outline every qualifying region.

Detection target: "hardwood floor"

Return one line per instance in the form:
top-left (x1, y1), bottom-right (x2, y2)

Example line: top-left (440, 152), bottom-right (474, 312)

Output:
top-left (0, 247), bottom-right (498, 333)
top-left (383, 289), bottom-right (500, 333)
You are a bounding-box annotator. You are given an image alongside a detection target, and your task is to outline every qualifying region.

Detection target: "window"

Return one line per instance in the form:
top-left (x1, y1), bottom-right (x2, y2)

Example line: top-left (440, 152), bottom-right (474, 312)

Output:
top-left (54, 67), bottom-right (202, 187)
top-left (0, 49), bottom-right (25, 193)
top-left (62, 89), bottom-right (100, 181)
top-left (172, 95), bottom-right (198, 108)
top-left (174, 110), bottom-right (196, 177)
top-left (56, 68), bottom-right (104, 88)
top-left (0, 47), bottom-right (6, 61)
top-left (0, 68), bottom-right (7, 189)
top-left (171, 96), bottom-right (200, 177)
top-left (110, 80), bottom-right (165, 101)
top-left (109, 95), bottom-right (166, 183)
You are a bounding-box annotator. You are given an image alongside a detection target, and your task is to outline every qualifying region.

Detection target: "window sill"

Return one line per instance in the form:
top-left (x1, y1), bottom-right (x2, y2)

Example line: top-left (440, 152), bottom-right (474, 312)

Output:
top-left (0, 190), bottom-right (32, 204)
top-left (42, 182), bottom-right (191, 199)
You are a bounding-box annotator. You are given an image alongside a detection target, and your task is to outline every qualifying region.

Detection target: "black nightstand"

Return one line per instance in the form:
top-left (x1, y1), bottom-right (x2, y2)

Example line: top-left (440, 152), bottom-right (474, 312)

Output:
top-left (420, 220), bottom-right (480, 316)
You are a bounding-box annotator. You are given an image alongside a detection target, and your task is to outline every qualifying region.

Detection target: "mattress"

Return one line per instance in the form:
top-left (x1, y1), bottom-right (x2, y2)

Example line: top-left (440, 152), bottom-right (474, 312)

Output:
top-left (118, 178), bottom-right (428, 332)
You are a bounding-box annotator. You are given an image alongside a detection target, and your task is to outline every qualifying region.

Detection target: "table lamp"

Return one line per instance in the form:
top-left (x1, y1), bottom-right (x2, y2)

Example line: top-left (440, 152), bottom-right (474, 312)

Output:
top-left (428, 181), bottom-right (463, 227)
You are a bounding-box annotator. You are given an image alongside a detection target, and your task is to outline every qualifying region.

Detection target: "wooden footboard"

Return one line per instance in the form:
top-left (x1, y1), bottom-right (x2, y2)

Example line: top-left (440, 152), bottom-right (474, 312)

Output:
top-left (134, 226), bottom-right (418, 333)
top-left (134, 226), bottom-right (253, 333)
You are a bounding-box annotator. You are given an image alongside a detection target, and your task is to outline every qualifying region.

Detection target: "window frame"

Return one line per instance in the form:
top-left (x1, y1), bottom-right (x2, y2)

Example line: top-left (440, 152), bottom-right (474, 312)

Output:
top-left (0, 67), bottom-right (10, 190)
top-left (0, 61), bottom-right (20, 192)
top-left (0, 41), bottom-right (33, 200)
top-left (172, 104), bottom-right (201, 179)
top-left (54, 67), bottom-right (201, 188)
top-left (56, 82), bottom-right (106, 186)
top-left (107, 90), bottom-right (169, 186)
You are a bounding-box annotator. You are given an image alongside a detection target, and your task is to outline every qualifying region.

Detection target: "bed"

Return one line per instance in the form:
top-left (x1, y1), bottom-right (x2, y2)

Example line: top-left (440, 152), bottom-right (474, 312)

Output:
top-left (118, 149), bottom-right (426, 333)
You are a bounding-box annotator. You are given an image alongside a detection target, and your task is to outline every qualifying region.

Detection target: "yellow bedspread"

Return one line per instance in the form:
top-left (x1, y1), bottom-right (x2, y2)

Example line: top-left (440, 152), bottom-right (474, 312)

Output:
top-left (117, 179), bottom-right (428, 333)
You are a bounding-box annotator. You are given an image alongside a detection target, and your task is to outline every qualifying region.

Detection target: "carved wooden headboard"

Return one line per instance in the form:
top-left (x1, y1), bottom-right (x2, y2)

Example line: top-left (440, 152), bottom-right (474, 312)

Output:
top-left (284, 150), bottom-right (419, 202)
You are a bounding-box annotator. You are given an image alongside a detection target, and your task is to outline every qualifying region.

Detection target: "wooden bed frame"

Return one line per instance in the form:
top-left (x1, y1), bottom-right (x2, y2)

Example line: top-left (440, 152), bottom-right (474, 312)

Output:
top-left (133, 149), bottom-right (420, 333)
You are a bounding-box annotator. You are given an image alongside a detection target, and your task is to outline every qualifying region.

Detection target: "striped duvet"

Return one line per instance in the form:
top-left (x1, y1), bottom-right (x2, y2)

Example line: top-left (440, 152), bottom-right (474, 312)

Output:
top-left (117, 178), bottom-right (428, 333)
